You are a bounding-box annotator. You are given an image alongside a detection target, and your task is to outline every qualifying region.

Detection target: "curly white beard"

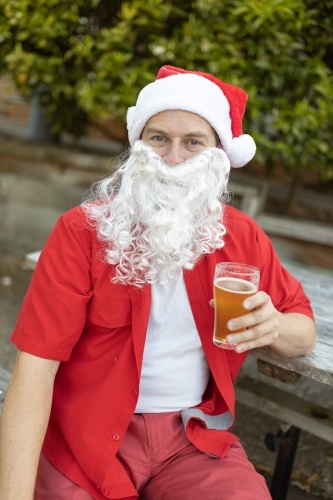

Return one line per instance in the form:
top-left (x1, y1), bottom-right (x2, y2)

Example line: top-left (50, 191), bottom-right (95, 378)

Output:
top-left (83, 141), bottom-right (230, 287)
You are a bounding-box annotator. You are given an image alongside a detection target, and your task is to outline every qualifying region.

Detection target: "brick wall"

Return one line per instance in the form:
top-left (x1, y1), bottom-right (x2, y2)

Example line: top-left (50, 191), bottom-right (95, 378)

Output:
top-left (0, 76), bottom-right (127, 143)
top-left (0, 77), bottom-right (31, 126)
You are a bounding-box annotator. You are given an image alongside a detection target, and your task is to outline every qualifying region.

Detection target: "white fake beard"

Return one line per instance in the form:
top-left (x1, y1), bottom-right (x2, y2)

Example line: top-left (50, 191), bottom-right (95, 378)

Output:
top-left (84, 141), bottom-right (230, 287)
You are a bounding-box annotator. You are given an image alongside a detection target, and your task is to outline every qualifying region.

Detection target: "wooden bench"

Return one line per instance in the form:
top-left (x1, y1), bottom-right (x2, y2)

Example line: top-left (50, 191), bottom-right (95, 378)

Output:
top-left (229, 180), bottom-right (268, 219)
top-left (256, 214), bottom-right (333, 246)
top-left (236, 262), bottom-right (333, 500)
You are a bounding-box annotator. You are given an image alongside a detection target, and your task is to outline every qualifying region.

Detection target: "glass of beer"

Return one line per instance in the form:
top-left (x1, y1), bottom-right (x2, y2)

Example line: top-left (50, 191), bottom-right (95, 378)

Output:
top-left (213, 262), bottom-right (260, 349)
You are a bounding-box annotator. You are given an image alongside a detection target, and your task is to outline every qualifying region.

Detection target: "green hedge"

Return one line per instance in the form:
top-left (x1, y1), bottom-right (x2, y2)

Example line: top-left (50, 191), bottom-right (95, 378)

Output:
top-left (1, 0), bottom-right (333, 179)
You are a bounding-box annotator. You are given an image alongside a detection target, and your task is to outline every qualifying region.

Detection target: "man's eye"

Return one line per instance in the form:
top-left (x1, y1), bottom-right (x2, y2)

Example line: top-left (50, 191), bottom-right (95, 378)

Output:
top-left (188, 139), bottom-right (202, 147)
top-left (152, 136), bottom-right (165, 142)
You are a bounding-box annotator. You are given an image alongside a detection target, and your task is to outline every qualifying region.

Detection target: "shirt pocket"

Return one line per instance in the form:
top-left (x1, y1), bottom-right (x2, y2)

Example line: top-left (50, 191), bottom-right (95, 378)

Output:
top-left (87, 294), bottom-right (132, 328)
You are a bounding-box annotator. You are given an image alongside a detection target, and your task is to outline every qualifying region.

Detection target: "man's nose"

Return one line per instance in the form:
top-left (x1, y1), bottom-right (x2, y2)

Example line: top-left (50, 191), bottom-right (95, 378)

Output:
top-left (162, 143), bottom-right (185, 166)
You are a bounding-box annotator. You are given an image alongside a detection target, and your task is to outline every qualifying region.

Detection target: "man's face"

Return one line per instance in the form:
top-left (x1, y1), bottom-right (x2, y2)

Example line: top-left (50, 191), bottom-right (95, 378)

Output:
top-left (141, 110), bottom-right (218, 166)
top-left (92, 125), bottom-right (229, 285)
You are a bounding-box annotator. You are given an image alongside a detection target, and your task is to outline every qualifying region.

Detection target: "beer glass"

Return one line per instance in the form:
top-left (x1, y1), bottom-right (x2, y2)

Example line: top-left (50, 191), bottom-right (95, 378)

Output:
top-left (213, 262), bottom-right (260, 349)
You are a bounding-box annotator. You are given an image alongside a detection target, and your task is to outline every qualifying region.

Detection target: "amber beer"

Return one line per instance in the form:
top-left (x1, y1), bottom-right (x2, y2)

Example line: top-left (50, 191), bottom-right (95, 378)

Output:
top-left (213, 263), bottom-right (260, 349)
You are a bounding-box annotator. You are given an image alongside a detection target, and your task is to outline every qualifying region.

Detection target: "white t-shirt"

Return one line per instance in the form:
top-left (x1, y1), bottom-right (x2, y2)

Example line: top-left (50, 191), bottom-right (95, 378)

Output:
top-left (135, 273), bottom-right (210, 413)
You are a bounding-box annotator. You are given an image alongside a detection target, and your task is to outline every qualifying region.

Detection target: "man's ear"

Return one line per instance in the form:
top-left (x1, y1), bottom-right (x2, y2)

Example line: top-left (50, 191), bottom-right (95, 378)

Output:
top-left (214, 130), bottom-right (223, 149)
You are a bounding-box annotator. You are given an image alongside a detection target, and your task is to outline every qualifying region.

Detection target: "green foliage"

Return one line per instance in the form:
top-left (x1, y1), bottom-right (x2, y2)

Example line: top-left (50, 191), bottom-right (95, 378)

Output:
top-left (1, 0), bottom-right (333, 179)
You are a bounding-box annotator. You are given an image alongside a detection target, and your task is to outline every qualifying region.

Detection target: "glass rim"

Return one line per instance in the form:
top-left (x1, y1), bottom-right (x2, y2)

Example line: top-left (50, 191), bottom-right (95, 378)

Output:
top-left (215, 262), bottom-right (260, 276)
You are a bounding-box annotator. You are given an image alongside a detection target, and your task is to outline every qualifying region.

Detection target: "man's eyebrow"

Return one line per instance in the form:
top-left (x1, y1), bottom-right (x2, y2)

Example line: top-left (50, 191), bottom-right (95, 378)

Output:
top-left (183, 131), bottom-right (210, 139)
top-left (144, 127), bottom-right (168, 135)
top-left (144, 127), bottom-right (210, 139)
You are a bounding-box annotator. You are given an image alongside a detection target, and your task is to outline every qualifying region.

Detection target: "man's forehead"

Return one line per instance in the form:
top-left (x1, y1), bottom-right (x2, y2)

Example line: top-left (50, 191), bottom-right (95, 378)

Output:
top-left (142, 109), bottom-right (215, 135)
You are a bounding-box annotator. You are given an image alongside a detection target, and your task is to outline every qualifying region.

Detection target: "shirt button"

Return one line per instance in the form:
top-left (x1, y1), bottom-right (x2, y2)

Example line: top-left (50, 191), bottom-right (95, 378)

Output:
top-left (95, 484), bottom-right (101, 489)
top-left (112, 433), bottom-right (120, 441)
top-left (103, 490), bottom-right (110, 496)
top-left (131, 390), bottom-right (138, 397)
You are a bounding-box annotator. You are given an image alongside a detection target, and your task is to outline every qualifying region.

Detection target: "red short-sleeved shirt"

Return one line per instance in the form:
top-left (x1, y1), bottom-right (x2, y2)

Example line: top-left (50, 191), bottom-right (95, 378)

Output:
top-left (11, 205), bottom-right (313, 499)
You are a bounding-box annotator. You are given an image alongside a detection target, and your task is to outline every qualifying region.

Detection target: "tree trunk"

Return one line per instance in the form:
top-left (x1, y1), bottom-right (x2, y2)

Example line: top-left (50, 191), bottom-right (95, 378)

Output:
top-left (286, 173), bottom-right (302, 210)
top-left (265, 157), bottom-right (275, 180)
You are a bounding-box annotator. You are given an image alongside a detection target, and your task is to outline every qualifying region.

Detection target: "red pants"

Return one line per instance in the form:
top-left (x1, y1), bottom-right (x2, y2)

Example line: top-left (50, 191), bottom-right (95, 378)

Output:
top-left (35, 412), bottom-right (271, 500)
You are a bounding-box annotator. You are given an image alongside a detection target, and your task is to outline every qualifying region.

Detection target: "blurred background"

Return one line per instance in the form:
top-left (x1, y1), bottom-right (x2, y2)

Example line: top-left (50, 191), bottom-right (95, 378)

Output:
top-left (0, 1), bottom-right (333, 498)
top-left (0, 0), bottom-right (333, 256)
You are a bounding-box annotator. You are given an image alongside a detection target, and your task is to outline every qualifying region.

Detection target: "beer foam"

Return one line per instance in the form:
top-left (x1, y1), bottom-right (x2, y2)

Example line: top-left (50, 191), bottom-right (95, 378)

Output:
top-left (215, 277), bottom-right (257, 293)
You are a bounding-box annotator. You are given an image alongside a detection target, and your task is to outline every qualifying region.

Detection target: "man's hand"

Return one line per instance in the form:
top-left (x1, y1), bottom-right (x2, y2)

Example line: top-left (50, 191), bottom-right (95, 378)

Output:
top-left (209, 292), bottom-right (317, 356)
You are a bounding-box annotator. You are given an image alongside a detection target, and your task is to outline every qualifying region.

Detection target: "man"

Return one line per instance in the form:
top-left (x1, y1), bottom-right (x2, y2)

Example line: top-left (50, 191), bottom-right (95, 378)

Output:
top-left (0, 65), bottom-right (317, 500)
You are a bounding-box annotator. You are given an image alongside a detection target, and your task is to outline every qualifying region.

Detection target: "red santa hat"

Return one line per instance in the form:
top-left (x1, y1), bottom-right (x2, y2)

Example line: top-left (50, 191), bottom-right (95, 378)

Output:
top-left (126, 65), bottom-right (256, 168)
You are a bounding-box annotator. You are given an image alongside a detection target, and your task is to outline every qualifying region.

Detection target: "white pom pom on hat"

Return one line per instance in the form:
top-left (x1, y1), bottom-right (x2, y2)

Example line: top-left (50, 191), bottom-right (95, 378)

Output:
top-left (126, 65), bottom-right (256, 168)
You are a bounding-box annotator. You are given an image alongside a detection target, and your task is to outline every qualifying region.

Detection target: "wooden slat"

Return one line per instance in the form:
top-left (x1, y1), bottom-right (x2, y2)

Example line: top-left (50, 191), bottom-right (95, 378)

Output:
top-left (239, 355), bottom-right (333, 409)
top-left (0, 368), bottom-right (11, 414)
top-left (251, 345), bottom-right (333, 386)
top-left (309, 306), bottom-right (333, 325)
top-left (257, 214), bottom-right (333, 245)
top-left (256, 359), bottom-right (301, 386)
top-left (235, 376), bottom-right (333, 444)
top-left (284, 262), bottom-right (333, 283)
top-left (0, 199), bottom-right (63, 250)
top-left (0, 139), bottom-right (114, 171)
top-left (313, 320), bottom-right (333, 347)
top-left (1, 173), bottom-right (86, 210)
top-left (303, 287), bottom-right (333, 301)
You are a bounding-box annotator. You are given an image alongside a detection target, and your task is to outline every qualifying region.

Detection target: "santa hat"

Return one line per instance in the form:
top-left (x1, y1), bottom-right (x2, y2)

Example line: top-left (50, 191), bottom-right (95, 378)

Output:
top-left (126, 65), bottom-right (256, 168)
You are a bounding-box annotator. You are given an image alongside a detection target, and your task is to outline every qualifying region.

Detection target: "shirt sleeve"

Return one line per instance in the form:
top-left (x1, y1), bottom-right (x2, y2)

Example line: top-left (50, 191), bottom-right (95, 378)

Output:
top-left (11, 208), bottom-right (94, 361)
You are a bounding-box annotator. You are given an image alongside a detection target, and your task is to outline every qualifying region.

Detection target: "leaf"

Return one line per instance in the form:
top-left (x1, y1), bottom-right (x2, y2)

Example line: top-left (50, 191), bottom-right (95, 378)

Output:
top-left (305, 473), bottom-right (322, 485)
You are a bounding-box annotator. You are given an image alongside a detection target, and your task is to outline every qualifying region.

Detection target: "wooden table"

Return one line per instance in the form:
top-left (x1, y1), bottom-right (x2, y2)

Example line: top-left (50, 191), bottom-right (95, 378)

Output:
top-left (236, 262), bottom-right (333, 500)
top-left (251, 262), bottom-right (333, 384)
